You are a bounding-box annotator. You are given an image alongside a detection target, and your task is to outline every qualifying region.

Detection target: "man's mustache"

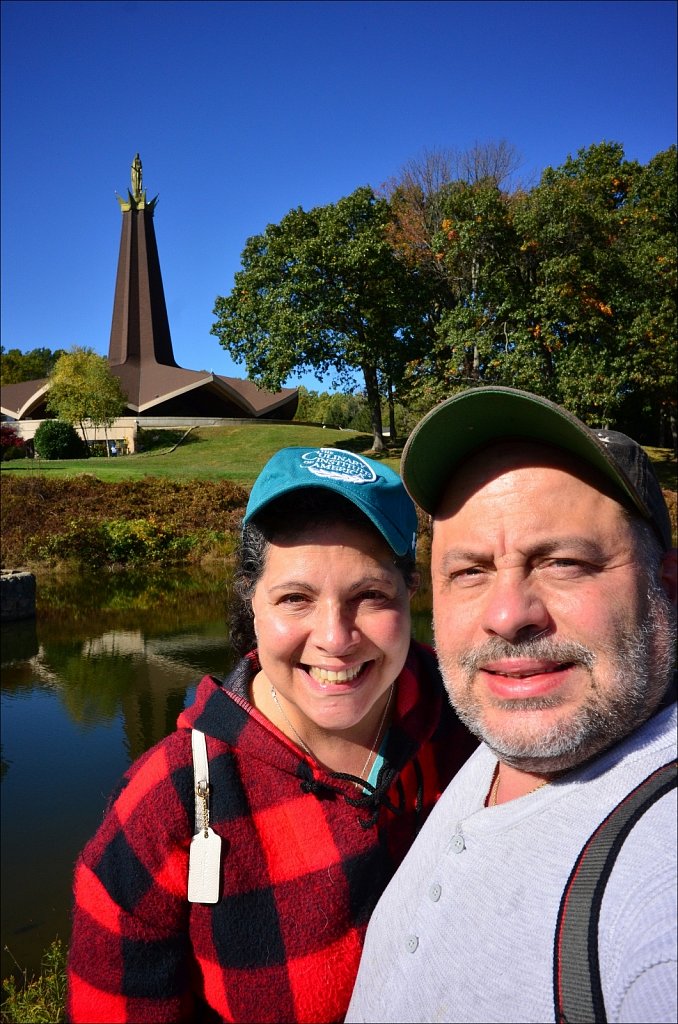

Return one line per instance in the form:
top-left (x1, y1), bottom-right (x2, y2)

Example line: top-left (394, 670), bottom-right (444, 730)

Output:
top-left (443, 636), bottom-right (597, 674)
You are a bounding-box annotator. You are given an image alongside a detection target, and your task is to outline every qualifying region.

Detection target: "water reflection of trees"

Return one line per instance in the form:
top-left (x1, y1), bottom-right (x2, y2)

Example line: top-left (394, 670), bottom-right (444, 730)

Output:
top-left (36, 564), bottom-right (234, 632)
top-left (2, 566), bottom-right (239, 763)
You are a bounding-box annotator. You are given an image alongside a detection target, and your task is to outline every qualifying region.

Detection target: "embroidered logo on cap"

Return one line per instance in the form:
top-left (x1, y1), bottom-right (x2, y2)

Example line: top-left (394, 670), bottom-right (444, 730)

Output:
top-left (301, 449), bottom-right (377, 484)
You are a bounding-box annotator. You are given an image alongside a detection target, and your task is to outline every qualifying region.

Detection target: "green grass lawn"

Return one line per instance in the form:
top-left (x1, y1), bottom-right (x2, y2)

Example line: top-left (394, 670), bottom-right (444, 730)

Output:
top-left (2, 424), bottom-right (675, 490)
top-left (1, 424), bottom-right (405, 485)
top-left (643, 445), bottom-right (678, 492)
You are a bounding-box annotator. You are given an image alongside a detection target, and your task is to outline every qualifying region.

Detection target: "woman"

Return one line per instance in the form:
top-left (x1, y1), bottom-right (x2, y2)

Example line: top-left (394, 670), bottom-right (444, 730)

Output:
top-left (67, 447), bottom-right (475, 1023)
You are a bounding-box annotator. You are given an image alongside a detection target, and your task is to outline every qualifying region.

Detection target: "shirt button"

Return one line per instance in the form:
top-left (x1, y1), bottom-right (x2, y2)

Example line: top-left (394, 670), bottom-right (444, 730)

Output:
top-left (429, 882), bottom-right (442, 902)
top-left (452, 833), bottom-right (465, 853)
top-left (406, 935), bottom-right (419, 953)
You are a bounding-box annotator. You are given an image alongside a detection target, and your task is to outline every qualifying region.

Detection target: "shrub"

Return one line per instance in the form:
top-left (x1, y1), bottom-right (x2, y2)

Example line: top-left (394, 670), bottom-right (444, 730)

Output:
top-left (1, 444), bottom-right (28, 461)
top-left (1, 423), bottom-right (24, 460)
top-left (33, 420), bottom-right (88, 460)
top-left (1, 938), bottom-right (66, 1023)
top-left (29, 517), bottom-right (196, 567)
top-left (0, 475), bottom-right (248, 569)
top-left (99, 517), bottom-right (192, 563)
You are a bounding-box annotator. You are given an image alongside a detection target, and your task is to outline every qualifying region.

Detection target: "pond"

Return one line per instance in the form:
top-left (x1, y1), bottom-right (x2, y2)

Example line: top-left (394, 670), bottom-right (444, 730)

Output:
top-left (0, 565), bottom-right (433, 983)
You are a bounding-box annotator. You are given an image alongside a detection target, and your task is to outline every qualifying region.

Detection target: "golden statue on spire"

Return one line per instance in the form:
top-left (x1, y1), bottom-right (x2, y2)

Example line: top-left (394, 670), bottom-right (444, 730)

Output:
top-left (131, 153), bottom-right (143, 199)
top-left (116, 154), bottom-right (157, 213)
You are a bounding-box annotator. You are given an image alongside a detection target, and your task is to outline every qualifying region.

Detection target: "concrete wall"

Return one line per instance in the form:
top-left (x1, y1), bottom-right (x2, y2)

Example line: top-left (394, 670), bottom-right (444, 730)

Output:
top-left (10, 416), bottom-right (311, 454)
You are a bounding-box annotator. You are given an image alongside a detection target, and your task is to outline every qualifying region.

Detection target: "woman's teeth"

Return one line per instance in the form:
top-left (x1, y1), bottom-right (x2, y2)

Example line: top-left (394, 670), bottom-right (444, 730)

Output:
top-left (308, 664), bottom-right (364, 685)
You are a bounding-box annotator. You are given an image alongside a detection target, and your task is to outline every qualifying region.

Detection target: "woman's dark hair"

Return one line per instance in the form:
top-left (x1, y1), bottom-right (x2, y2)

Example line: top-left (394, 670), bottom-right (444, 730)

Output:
top-left (229, 488), bottom-right (418, 655)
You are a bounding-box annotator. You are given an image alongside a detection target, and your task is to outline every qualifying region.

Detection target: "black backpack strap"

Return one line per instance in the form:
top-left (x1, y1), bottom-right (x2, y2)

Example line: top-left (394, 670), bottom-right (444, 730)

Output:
top-left (553, 759), bottom-right (677, 1023)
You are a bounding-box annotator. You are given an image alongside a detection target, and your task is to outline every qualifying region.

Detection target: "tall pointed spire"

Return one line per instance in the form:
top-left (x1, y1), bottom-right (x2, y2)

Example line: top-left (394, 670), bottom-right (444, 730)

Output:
top-left (1, 154), bottom-right (298, 424)
top-left (108, 154), bottom-right (177, 367)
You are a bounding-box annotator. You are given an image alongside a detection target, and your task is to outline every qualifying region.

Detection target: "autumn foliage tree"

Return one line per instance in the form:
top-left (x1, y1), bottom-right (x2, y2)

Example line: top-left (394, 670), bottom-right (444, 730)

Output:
top-left (389, 142), bottom-right (676, 447)
top-left (618, 147), bottom-right (677, 446)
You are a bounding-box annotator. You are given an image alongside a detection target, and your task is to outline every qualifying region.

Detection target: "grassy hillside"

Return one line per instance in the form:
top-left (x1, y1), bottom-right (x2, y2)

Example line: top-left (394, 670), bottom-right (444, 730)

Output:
top-left (4, 424), bottom-right (674, 488)
top-left (1, 423), bottom-right (400, 483)
top-left (2, 425), bottom-right (675, 570)
top-left (642, 445), bottom-right (678, 493)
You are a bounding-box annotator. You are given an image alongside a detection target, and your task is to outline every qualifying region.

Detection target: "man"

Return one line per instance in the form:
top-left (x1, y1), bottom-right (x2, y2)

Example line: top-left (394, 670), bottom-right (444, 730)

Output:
top-left (347, 386), bottom-right (677, 1024)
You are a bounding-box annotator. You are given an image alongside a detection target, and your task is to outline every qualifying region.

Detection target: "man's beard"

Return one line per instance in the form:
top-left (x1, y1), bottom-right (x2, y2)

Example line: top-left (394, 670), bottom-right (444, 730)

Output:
top-left (435, 582), bottom-right (676, 774)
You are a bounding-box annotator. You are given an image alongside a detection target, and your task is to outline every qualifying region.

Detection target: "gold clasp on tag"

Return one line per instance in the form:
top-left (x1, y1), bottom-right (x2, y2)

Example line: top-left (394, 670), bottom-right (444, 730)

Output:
top-left (196, 779), bottom-right (210, 837)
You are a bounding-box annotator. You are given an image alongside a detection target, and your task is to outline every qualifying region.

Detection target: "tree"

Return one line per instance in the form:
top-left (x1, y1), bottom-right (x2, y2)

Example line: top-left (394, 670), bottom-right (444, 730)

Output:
top-left (46, 348), bottom-right (127, 451)
top-left (211, 187), bottom-right (429, 450)
top-left (382, 143), bottom-right (523, 291)
top-left (430, 180), bottom-right (523, 390)
top-left (505, 142), bottom-right (637, 421)
top-left (453, 139), bottom-right (523, 188)
top-left (382, 144), bottom-right (525, 407)
top-left (294, 386), bottom-right (369, 429)
top-left (617, 146), bottom-right (677, 448)
top-left (392, 141), bottom-right (676, 443)
top-left (388, 175), bottom-right (524, 407)
top-left (503, 139), bottom-right (674, 437)
top-left (0, 346), bottom-right (67, 386)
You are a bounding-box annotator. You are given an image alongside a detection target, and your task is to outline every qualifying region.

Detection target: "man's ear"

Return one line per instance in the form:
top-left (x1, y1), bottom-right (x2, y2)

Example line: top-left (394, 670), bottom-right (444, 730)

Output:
top-left (660, 548), bottom-right (678, 604)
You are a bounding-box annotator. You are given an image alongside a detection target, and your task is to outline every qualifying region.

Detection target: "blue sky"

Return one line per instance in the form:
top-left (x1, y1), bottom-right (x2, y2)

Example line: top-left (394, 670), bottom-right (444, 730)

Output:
top-left (2, 0), bottom-right (676, 393)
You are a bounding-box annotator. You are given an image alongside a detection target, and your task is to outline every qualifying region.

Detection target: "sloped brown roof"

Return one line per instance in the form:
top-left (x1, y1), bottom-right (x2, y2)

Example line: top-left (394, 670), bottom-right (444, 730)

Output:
top-left (1, 367), bottom-right (298, 420)
top-left (110, 360), bottom-right (298, 417)
top-left (1, 378), bottom-right (50, 419)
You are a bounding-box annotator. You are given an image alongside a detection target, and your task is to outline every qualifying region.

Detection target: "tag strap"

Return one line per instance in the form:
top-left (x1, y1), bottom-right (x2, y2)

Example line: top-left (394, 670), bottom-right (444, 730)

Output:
top-left (188, 729), bottom-right (222, 903)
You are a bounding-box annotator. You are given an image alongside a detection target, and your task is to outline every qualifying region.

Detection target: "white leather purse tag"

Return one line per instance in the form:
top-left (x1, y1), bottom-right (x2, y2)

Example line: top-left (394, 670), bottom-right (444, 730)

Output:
top-left (188, 828), bottom-right (221, 903)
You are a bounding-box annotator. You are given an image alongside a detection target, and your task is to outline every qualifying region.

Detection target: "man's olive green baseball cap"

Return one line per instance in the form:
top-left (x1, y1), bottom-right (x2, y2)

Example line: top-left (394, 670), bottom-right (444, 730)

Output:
top-left (401, 386), bottom-right (672, 550)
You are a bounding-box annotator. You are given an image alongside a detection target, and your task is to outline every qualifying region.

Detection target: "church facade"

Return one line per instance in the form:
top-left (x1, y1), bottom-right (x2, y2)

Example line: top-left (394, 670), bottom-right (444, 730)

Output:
top-left (1, 155), bottom-right (298, 424)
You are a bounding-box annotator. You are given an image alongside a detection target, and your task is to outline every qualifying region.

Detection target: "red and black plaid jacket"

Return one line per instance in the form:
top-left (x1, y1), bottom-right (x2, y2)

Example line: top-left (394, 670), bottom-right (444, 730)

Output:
top-left (67, 642), bottom-right (476, 1023)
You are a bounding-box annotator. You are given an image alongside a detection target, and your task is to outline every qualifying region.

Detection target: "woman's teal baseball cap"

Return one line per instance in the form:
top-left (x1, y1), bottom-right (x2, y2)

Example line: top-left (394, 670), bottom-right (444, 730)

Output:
top-left (244, 447), bottom-right (418, 557)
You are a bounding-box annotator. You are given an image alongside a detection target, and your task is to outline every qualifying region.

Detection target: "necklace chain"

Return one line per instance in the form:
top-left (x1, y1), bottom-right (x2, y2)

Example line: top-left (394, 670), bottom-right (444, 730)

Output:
top-left (487, 763), bottom-right (549, 806)
top-left (269, 683), bottom-right (395, 783)
top-left (269, 687), bottom-right (313, 757)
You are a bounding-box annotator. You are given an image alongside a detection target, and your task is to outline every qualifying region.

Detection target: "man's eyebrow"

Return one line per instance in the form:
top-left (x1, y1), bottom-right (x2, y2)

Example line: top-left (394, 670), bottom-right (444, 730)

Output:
top-left (437, 537), bottom-right (608, 573)
top-left (527, 537), bottom-right (609, 560)
top-left (438, 548), bottom-right (488, 572)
